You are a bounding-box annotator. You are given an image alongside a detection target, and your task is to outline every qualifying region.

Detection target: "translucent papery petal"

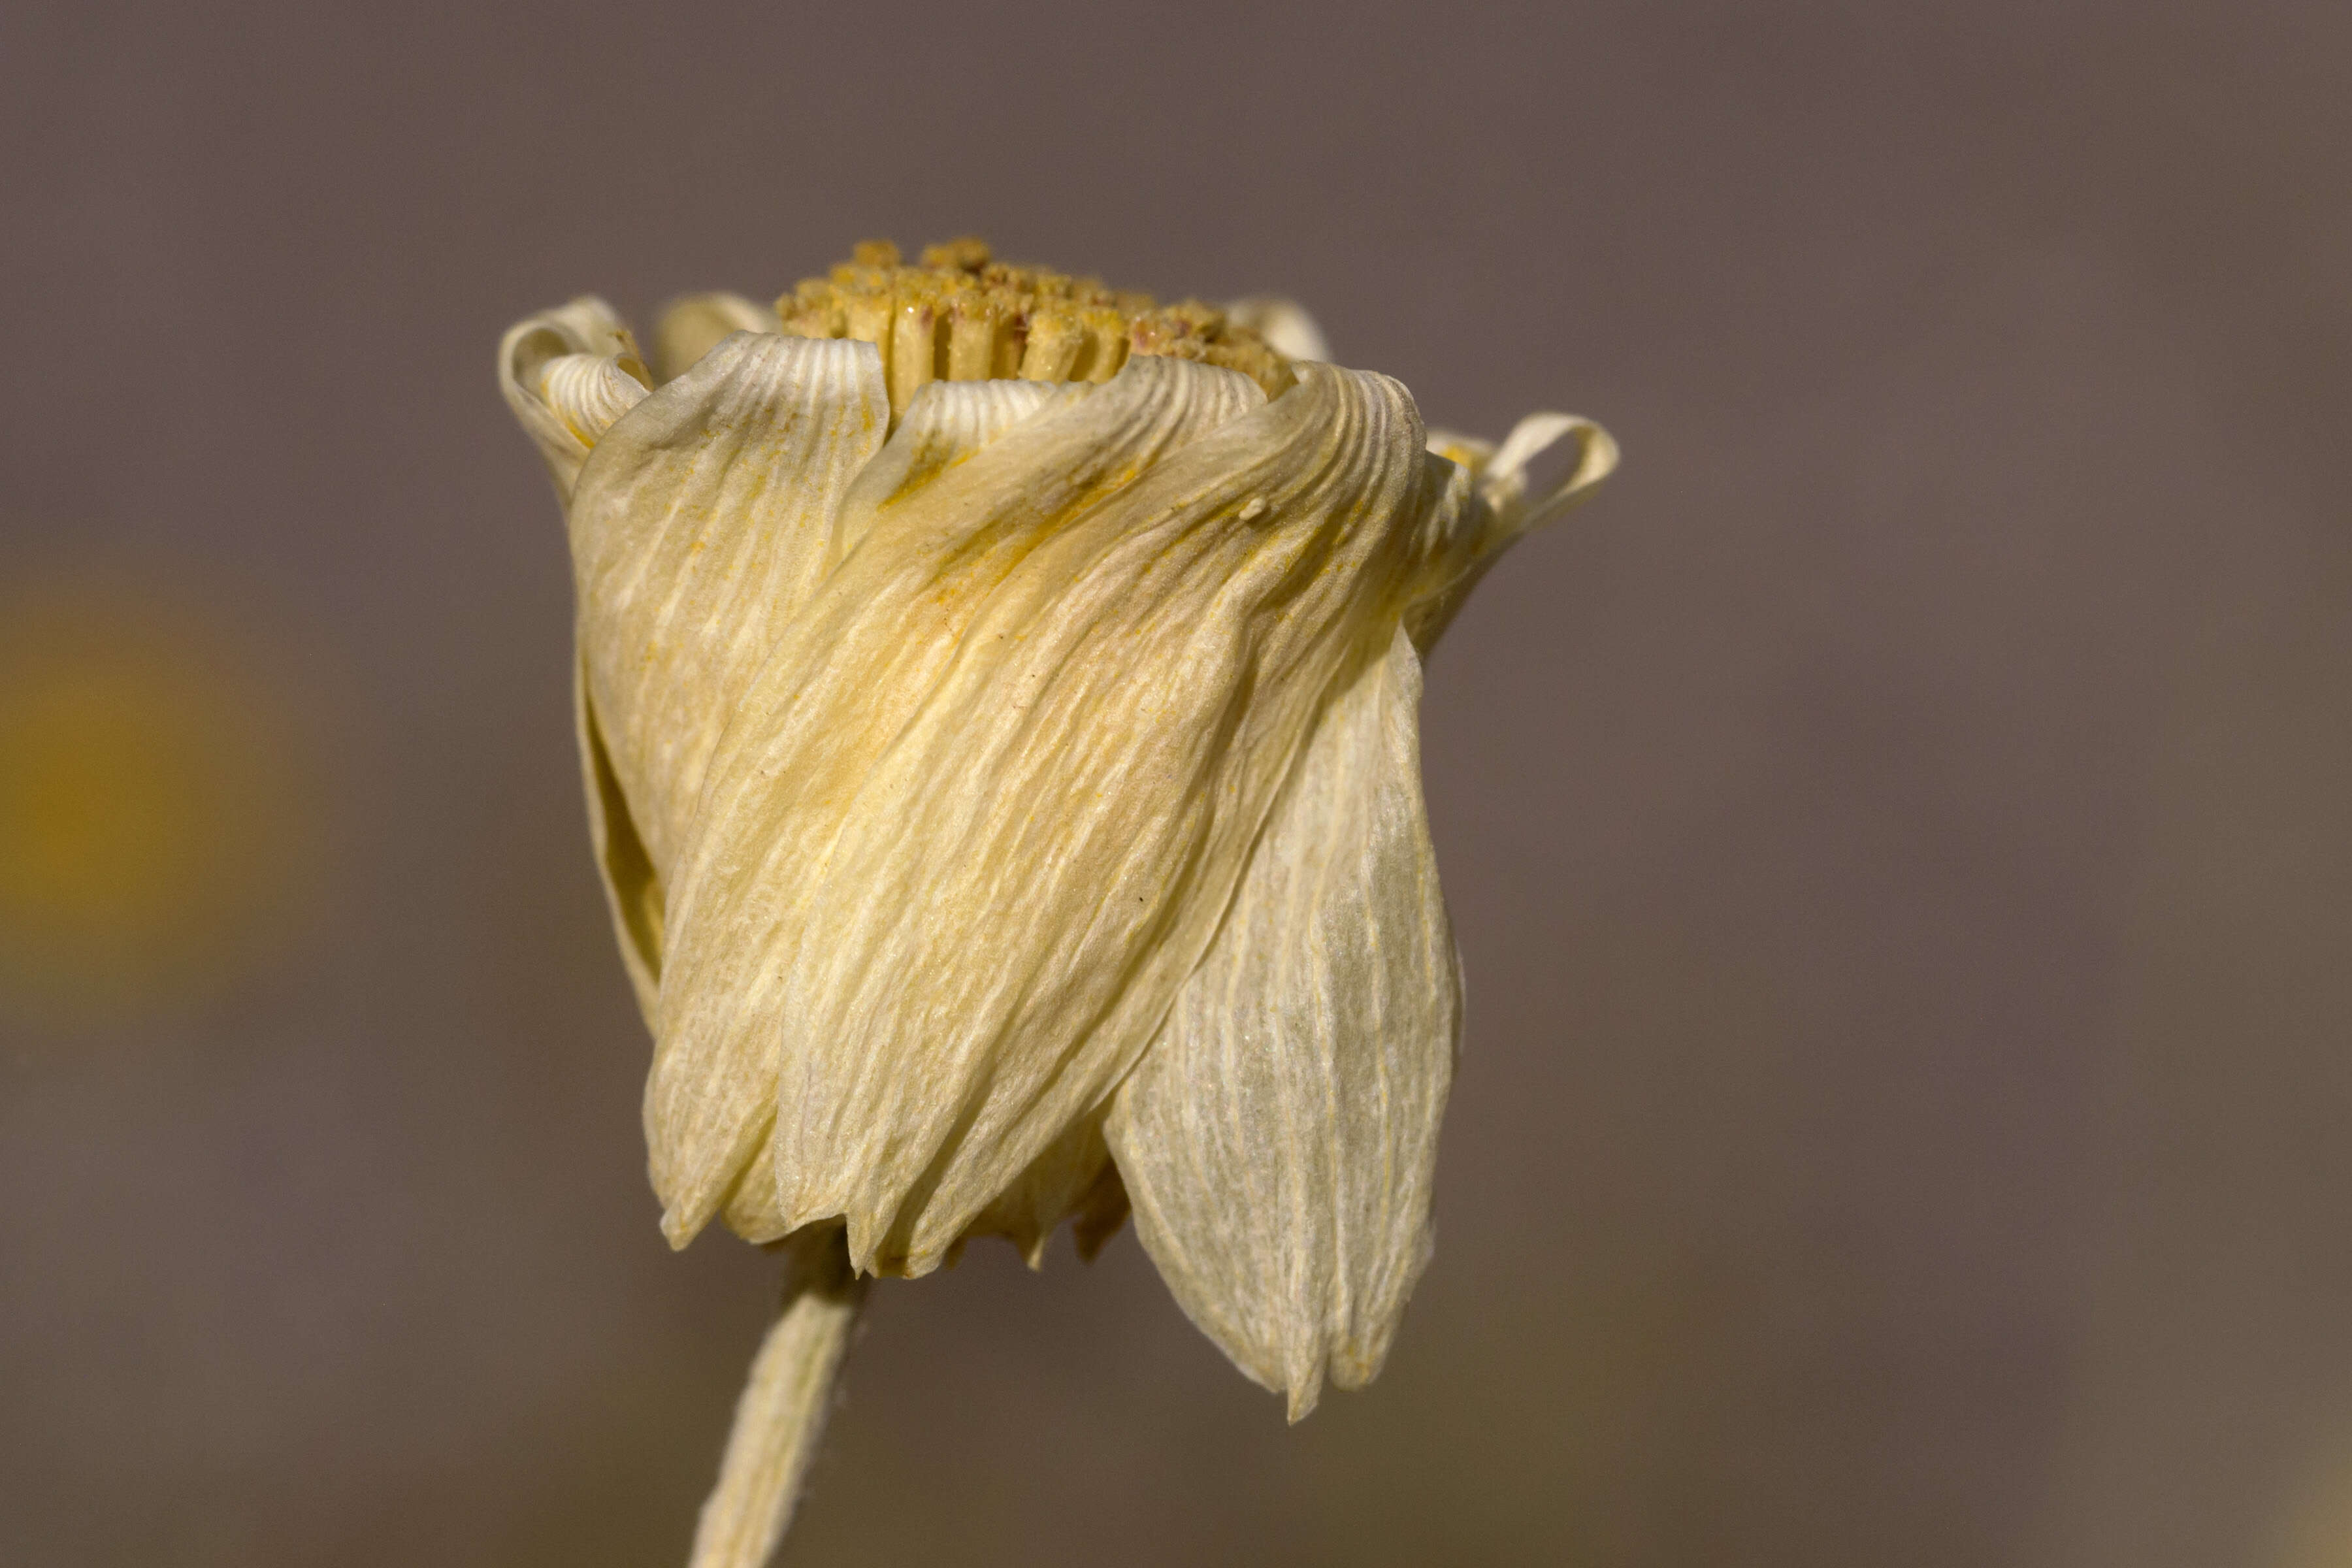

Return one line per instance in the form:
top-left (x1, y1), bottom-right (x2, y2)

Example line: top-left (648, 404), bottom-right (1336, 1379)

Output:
top-left (1400, 451), bottom-right (1494, 655)
top-left (1403, 412), bottom-right (1620, 655)
top-left (541, 352), bottom-right (650, 444)
top-left (498, 297), bottom-right (647, 499)
top-left (575, 667), bottom-right (662, 1026)
top-left (711, 972), bottom-right (1135, 1260)
top-left (654, 292), bottom-right (785, 384)
top-left (1482, 411), bottom-right (1619, 534)
top-left (957, 1105), bottom-right (1130, 1269)
top-left (830, 376), bottom-right (1068, 559)
top-left (566, 333), bottom-right (889, 879)
top-left (647, 355), bottom-right (1268, 1251)
top-left (665, 361), bottom-right (1431, 1276)
top-left (1107, 627), bottom-right (1457, 1421)
top-left (1224, 296), bottom-right (1331, 363)
top-left (777, 364), bottom-right (1431, 1277)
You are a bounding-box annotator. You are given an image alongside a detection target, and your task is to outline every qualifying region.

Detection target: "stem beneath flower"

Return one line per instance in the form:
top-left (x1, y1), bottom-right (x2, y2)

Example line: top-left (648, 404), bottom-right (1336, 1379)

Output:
top-left (687, 1226), bottom-right (868, 1568)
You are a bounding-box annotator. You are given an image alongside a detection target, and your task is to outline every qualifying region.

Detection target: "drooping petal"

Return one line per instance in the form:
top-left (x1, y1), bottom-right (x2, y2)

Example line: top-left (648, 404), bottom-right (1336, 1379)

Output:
top-left (647, 356), bottom-right (1267, 1253)
top-left (661, 360), bottom-right (1443, 1277)
top-left (774, 363), bottom-right (1435, 1277)
top-left (498, 298), bottom-right (649, 498)
top-left (715, 1042), bottom-right (1134, 1255)
top-left (1107, 627), bottom-right (1456, 1421)
top-left (655, 292), bottom-right (786, 384)
top-left (565, 332), bottom-right (889, 877)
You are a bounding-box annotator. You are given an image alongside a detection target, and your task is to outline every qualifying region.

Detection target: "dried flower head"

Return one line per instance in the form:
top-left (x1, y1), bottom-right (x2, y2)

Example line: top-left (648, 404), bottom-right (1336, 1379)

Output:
top-left (499, 238), bottom-right (1614, 1422)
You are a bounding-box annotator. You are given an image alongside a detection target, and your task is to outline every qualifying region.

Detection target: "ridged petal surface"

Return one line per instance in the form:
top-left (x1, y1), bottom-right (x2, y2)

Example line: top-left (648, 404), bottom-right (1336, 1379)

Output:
top-left (1107, 627), bottom-right (1456, 1420)
top-left (647, 357), bottom-right (1266, 1257)
top-left (566, 333), bottom-right (890, 878)
top-left (498, 297), bottom-right (645, 498)
top-left (651, 359), bottom-right (1445, 1273)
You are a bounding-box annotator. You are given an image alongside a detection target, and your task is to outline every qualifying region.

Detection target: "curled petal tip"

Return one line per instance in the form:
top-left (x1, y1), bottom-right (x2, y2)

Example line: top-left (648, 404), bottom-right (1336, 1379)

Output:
top-left (1485, 411), bottom-right (1619, 534)
top-left (540, 351), bottom-right (649, 445)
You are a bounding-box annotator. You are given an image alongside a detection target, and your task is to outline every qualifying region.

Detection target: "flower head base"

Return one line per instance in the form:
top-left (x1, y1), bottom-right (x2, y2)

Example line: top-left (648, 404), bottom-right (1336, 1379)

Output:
top-left (500, 240), bottom-right (1613, 1420)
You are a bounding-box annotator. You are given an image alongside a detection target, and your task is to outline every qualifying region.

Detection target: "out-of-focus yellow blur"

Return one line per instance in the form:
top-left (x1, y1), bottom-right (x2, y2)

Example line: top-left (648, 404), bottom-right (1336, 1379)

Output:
top-left (0, 581), bottom-right (318, 1026)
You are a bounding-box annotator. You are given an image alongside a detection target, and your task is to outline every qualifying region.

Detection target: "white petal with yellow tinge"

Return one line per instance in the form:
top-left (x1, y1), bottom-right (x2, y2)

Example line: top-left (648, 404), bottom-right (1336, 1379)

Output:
top-left (498, 238), bottom-right (1616, 1424)
top-left (1108, 625), bottom-right (1456, 1421)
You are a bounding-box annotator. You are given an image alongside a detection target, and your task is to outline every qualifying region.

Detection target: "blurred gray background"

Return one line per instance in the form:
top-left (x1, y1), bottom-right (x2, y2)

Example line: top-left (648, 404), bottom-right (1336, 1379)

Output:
top-left (2, 3), bottom-right (2347, 1565)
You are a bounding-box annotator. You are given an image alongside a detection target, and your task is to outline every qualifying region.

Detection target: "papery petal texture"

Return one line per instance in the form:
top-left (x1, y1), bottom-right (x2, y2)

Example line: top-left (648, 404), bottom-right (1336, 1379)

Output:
top-left (499, 255), bottom-right (1618, 1433)
top-left (1107, 625), bottom-right (1456, 1420)
top-left (499, 297), bottom-right (647, 498)
top-left (576, 660), bottom-right (664, 1021)
top-left (647, 355), bottom-right (1263, 1257)
top-left (567, 333), bottom-right (889, 877)
top-left (651, 358), bottom-right (1448, 1275)
top-left (655, 292), bottom-right (786, 383)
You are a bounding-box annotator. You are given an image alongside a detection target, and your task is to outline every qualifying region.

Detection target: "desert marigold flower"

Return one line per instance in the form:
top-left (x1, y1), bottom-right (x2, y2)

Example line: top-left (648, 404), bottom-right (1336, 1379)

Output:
top-left (498, 238), bottom-right (1614, 1443)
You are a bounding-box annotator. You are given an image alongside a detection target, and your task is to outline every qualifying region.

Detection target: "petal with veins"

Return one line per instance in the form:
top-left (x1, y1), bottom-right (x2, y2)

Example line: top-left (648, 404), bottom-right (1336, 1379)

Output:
top-left (498, 297), bottom-right (647, 499)
top-left (566, 333), bottom-right (889, 877)
top-left (541, 352), bottom-right (650, 445)
top-left (647, 355), bottom-right (1269, 1256)
top-left (655, 292), bottom-right (786, 384)
top-left (1404, 414), bottom-right (1620, 654)
top-left (1107, 626), bottom-right (1456, 1421)
top-left (664, 361), bottom-right (1437, 1275)
top-left (575, 666), bottom-right (662, 1026)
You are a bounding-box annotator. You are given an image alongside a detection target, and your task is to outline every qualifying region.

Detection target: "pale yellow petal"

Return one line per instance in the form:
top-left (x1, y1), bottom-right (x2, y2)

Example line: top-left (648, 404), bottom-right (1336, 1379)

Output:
top-left (1481, 410), bottom-right (1619, 534)
top-left (647, 356), bottom-right (1267, 1254)
top-left (540, 352), bottom-right (650, 444)
top-left (1224, 295), bottom-right (1331, 363)
top-left (574, 666), bottom-right (662, 1027)
top-left (770, 362), bottom-right (1431, 1277)
top-left (1108, 627), bottom-right (1456, 1421)
top-left (655, 292), bottom-right (786, 384)
top-left (828, 376), bottom-right (1064, 560)
top-left (957, 1107), bottom-right (1130, 1269)
top-left (1404, 412), bottom-right (1620, 653)
top-left (657, 361), bottom-right (1439, 1277)
top-left (498, 297), bottom-right (647, 499)
top-left (566, 332), bottom-right (889, 879)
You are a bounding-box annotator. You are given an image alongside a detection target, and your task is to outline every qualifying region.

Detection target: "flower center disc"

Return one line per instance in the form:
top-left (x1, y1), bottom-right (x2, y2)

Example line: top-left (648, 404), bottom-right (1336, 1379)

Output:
top-left (777, 238), bottom-right (1292, 414)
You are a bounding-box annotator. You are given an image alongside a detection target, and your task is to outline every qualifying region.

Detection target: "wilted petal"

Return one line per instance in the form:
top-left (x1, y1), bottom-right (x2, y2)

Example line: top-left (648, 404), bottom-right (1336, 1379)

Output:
top-left (647, 356), bottom-right (1267, 1253)
top-left (1108, 627), bottom-right (1456, 1420)
top-left (1224, 296), bottom-right (1331, 363)
top-left (1405, 412), bottom-right (1618, 653)
top-left (498, 297), bottom-right (648, 498)
top-left (575, 664), bottom-right (662, 1025)
top-left (655, 292), bottom-right (786, 383)
top-left (958, 1107), bottom-right (1130, 1269)
top-left (683, 362), bottom-right (1433, 1278)
top-left (540, 351), bottom-right (651, 444)
top-left (1482, 410), bottom-right (1620, 534)
top-left (768, 362), bottom-right (1436, 1277)
top-left (566, 333), bottom-right (889, 877)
